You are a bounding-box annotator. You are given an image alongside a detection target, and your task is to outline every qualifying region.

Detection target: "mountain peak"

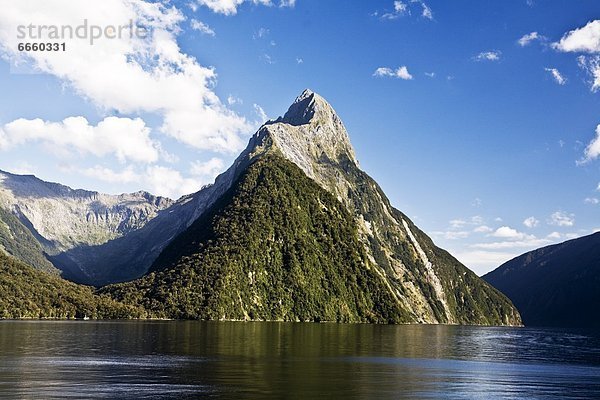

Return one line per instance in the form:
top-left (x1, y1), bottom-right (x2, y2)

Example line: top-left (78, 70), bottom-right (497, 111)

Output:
top-left (280, 89), bottom-right (333, 126)
top-left (252, 89), bottom-right (358, 180)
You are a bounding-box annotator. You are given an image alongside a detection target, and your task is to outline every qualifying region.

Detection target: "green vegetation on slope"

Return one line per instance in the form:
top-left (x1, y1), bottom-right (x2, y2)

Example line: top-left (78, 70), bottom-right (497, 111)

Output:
top-left (103, 155), bottom-right (412, 323)
top-left (396, 211), bottom-right (522, 326)
top-left (0, 207), bottom-right (58, 274)
top-left (0, 250), bottom-right (143, 319)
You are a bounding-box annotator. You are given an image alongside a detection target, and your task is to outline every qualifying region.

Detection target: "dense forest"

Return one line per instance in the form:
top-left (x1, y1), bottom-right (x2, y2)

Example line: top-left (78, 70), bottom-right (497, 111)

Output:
top-left (102, 155), bottom-right (411, 323)
top-left (0, 251), bottom-right (143, 319)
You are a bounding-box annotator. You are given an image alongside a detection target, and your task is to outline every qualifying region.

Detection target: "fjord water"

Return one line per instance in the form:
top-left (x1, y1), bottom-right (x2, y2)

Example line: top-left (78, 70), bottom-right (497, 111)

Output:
top-left (0, 322), bottom-right (598, 399)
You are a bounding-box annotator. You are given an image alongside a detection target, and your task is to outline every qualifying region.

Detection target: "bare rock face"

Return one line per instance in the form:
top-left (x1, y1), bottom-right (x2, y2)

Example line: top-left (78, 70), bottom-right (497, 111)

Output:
top-left (0, 172), bottom-right (173, 253)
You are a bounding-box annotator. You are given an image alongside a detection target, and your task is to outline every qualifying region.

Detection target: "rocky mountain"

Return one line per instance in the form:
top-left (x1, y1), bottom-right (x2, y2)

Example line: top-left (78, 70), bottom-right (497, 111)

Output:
top-left (483, 232), bottom-right (600, 328)
top-left (0, 171), bottom-right (176, 283)
top-left (105, 89), bottom-right (521, 325)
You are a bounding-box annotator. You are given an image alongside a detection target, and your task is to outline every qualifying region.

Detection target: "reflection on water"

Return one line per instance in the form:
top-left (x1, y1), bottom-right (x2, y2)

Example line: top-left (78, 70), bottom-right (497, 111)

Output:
top-left (0, 321), bottom-right (599, 399)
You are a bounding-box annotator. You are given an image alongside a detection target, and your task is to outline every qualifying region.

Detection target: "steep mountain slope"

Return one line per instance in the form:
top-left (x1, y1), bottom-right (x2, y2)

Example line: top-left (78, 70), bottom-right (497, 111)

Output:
top-left (483, 232), bottom-right (600, 327)
top-left (106, 90), bottom-right (521, 326)
top-left (105, 155), bottom-right (411, 322)
top-left (0, 206), bottom-right (57, 273)
top-left (0, 144), bottom-right (276, 285)
top-left (0, 251), bottom-right (142, 319)
top-left (0, 170), bottom-right (174, 282)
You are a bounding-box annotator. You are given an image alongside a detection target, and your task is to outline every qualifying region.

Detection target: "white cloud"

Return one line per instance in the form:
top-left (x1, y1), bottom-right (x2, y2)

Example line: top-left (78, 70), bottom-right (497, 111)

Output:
top-left (0, 116), bottom-right (160, 163)
top-left (585, 197), bottom-right (599, 204)
top-left (145, 165), bottom-right (204, 199)
top-left (577, 55), bottom-right (600, 92)
top-left (261, 53), bottom-right (275, 64)
top-left (82, 165), bottom-right (140, 183)
top-left (546, 231), bottom-right (561, 239)
top-left (473, 50), bottom-right (501, 61)
top-left (552, 20), bottom-right (600, 53)
top-left (296, 57), bottom-right (304, 64)
top-left (4, 161), bottom-right (36, 176)
top-left (190, 19), bottom-right (216, 36)
top-left (452, 250), bottom-right (517, 275)
top-left (473, 225), bottom-right (493, 233)
top-left (373, 66), bottom-right (413, 80)
top-left (380, 1), bottom-right (408, 20)
top-left (432, 230), bottom-right (470, 240)
top-left (279, 0), bottom-right (296, 7)
top-left (195, 0), bottom-right (294, 16)
top-left (544, 68), bottom-right (567, 85)
top-left (253, 104), bottom-right (269, 123)
top-left (491, 226), bottom-right (533, 240)
top-left (472, 237), bottom-right (551, 250)
top-left (579, 124), bottom-right (600, 163)
top-left (254, 27), bottom-right (270, 39)
top-left (416, 1), bottom-right (433, 20)
top-left (518, 32), bottom-right (545, 46)
top-left (548, 211), bottom-right (575, 227)
top-left (394, 1), bottom-right (408, 13)
top-left (190, 157), bottom-right (225, 178)
top-left (523, 216), bottom-right (539, 228)
top-left (424, 72), bottom-right (436, 78)
top-left (379, 1), bottom-right (432, 21)
top-left (0, 0), bottom-right (251, 154)
top-left (449, 219), bottom-right (467, 229)
top-left (227, 95), bottom-right (242, 105)
top-left (449, 216), bottom-right (482, 230)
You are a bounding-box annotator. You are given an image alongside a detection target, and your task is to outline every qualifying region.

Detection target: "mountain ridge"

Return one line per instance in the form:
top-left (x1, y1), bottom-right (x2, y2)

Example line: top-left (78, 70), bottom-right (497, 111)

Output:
top-left (483, 232), bottom-right (600, 327)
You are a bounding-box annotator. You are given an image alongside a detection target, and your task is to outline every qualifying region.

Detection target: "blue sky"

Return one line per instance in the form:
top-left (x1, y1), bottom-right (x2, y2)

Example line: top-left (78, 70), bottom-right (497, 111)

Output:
top-left (0, 0), bottom-right (599, 275)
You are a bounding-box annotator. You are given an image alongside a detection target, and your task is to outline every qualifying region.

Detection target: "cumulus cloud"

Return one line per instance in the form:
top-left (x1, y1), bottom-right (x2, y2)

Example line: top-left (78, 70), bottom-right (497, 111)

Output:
top-left (195, 0), bottom-right (295, 15)
top-left (523, 216), bottom-right (539, 228)
top-left (0, 116), bottom-right (160, 163)
top-left (586, 197), bottom-right (600, 205)
top-left (548, 211), bottom-right (575, 227)
top-left (518, 31), bottom-right (546, 46)
top-left (579, 124), bottom-right (600, 164)
top-left (553, 20), bottom-right (600, 53)
top-left (0, 0), bottom-right (251, 154)
top-left (544, 67), bottom-right (567, 85)
top-left (82, 165), bottom-right (140, 183)
top-left (473, 225), bottom-right (493, 233)
top-left (77, 160), bottom-right (226, 198)
top-left (552, 21), bottom-right (600, 91)
top-left (491, 226), bottom-right (533, 241)
top-left (144, 165), bottom-right (205, 199)
top-left (190, 19), bottom-right (215, 36)
top-left (373, 66), bottom-right (413, 80)
top-left (473, 50), bottom-right (501, 61)
top-left (190, 157), bottom-right (225, 178)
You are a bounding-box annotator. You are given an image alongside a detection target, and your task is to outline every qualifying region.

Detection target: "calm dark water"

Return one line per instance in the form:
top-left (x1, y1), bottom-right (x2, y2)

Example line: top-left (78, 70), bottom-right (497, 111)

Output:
top-left (0, 321), bottom-right (599, 399)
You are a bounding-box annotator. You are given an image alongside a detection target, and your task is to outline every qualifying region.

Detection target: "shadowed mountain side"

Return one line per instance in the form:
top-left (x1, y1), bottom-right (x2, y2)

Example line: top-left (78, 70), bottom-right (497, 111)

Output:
top-left (484, 232), bottom-right (600, 328)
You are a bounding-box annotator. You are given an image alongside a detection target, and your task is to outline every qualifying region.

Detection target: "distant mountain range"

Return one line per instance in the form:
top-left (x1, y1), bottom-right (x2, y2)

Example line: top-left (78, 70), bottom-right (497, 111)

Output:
top-left (484, 232), bottom-right (600, 328)
top-left (0, 90), bottom-right (521, 325)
